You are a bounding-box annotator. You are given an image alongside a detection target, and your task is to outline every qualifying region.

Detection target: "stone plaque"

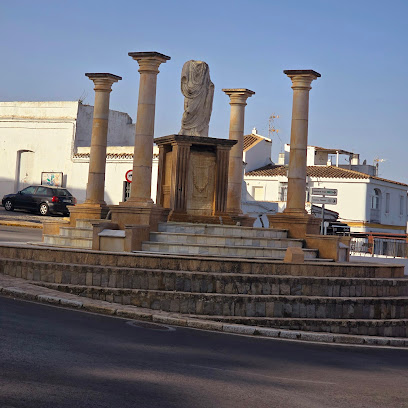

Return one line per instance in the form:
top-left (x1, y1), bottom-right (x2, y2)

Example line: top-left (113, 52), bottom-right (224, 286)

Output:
top-left (187, 151), bottom-right (215, 215)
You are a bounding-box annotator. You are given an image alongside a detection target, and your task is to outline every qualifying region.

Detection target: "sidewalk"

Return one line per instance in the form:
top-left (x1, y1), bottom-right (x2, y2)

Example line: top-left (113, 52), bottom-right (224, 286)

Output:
top-left (1, 273), bottom-right (407, 349)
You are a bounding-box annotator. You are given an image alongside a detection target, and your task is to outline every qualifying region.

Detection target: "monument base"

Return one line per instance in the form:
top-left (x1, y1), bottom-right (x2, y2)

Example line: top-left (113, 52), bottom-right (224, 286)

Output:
top-left (267, 212), bottom-right (320, 240)
top-left (229, 213), bottom-right (256, 227)
top-left (69, 203), bottom-right (109, 226)
top-left (168, 211), bottom-right (236, 225)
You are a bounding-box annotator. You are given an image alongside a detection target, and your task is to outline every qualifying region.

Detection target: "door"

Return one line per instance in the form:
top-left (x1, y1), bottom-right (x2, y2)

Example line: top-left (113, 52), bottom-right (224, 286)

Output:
top-left (15, 186), bottom-right (37, 210)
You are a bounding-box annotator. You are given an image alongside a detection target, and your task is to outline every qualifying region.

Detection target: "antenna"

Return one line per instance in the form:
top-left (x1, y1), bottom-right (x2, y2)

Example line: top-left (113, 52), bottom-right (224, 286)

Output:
top-left (373, 157), bottom-right (387, 176)
top-left (269, 114), bottom-right (284, 152)
top-left (78, 90), bottom-right (88, 104)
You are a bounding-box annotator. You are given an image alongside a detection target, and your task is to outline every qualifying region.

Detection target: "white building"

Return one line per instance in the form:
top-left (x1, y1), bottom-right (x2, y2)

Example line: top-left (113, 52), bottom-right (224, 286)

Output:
top-left (0, 101), bottom-right (159, 206)
top-left (245, 144), bottom-right (408, 234)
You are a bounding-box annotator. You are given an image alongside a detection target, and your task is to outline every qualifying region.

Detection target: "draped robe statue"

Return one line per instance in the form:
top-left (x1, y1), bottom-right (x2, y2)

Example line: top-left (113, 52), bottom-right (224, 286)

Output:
top-left (179, 60), bottom-right (214, 137)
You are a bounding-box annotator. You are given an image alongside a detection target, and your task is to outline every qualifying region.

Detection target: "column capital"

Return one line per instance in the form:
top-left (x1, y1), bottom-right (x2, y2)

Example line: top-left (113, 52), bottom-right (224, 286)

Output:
top-left (128, 51), bottom-right (171, 74)
top-left (222, 88), bottom-right (255, 105)
top-left (284, 70), bottom-right (321, 90)
top-left (85, 72), bottom-right (122, 92)
top-left (85, 73), bottom-right (122, 91)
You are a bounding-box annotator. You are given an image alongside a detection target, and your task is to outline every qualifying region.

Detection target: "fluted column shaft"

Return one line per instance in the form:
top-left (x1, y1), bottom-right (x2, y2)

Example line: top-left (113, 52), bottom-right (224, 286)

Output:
top-left (215, 146), bottom-right (230, 214)
top-left (170, 142), bottom-right (191, 212)
top-left (127, 52), bottom-right (170, 205)
top-left (283, 70), bottom-right (320, 214)
top-left (223, 88), bottom-right (255, 214)
top-left (84, 73), bottom-right (121, 205)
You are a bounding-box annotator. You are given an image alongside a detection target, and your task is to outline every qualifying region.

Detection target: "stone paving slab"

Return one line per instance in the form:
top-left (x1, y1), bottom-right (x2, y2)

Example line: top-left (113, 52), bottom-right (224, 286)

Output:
top-left (1, 273), bottom-right (407, 349)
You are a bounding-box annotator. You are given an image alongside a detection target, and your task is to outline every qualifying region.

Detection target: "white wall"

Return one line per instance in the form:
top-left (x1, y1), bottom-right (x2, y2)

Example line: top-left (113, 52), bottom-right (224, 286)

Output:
top-left (0, 102), bottom-right (78, 197)
top-left (244, 139), bottom-right (272, 172)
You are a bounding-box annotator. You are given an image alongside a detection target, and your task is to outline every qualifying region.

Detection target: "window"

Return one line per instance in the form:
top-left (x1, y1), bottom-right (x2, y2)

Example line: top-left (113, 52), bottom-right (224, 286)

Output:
top-left (400, 195), bottom-right (404, 216)
top-left (123, 181), bottom-right (131, 202)
top-left (36, 187), bottom-right (51, 196)
top-left (252, 186), bottom-right (264, 201)
top-left (279, 183), bottom-right (287, 201)
top-left (20, 186), bottom-right (36, 195)
top-left (371, 189), bottom-right (381, 210)
top-left (385, 193), bottom-right (390, 214)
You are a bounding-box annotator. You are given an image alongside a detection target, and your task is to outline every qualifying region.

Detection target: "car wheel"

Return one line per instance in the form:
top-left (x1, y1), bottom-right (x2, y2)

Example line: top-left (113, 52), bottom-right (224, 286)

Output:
top-left (39, 203), bottom-right (49, 216)
top-left (4, 199), bottom-right (14, 211)
top-left (63, 212), bottom-right (70, 217)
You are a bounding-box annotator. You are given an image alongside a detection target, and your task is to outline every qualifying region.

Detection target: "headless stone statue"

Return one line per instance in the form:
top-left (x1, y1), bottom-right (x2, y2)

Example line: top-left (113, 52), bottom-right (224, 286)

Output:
top-left (179, 60), bottom-right (214, 137)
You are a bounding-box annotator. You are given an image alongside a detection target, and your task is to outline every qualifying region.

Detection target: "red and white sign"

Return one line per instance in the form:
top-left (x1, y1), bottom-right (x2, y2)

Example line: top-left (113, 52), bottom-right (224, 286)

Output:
top-left (125, 169), bottom-right (133, 183)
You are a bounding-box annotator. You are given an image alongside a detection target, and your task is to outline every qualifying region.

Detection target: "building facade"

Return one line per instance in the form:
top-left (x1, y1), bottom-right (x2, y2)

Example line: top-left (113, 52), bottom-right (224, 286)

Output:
top-left (245, 144), bottom-right (408, 234)
top-left (0, 101), bottom-right (159, 206)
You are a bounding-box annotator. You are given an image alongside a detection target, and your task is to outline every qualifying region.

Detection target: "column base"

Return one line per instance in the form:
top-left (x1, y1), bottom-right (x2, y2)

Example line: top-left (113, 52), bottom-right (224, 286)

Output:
top-left (109, 203), bottom-right (170, 230)
top-left (69, 203), bottom-right (109, 226)
top-left (267, 212), bottom-right (320, 239)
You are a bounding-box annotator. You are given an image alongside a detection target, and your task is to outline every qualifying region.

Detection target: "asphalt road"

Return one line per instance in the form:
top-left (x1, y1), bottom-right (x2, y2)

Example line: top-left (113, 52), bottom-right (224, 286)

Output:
top-left (0, 225), bottom-right (42, 243)
top-left (1, 296), bottom-right (408, 408)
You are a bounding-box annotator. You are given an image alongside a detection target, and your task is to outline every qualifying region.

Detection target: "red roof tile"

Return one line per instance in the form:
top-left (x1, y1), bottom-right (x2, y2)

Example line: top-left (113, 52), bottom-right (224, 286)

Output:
top-left (246, 165), bottom-right (408, 187)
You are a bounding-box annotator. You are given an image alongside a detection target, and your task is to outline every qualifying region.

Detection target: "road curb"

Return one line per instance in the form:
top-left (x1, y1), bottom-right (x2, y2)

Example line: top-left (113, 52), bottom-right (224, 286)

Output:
top-left (0, 220), bottom-right (43, 228)
top-left (1, 278), bottom-right (407, 349)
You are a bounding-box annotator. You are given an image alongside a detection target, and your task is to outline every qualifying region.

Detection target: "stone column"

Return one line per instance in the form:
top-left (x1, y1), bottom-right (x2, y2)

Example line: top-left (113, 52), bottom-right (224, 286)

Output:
top-left (170, 141), bottom-right (192, 213)
top-left (126, 51), bottom-right (170, 206)
top-left (222, 88), bottom-right (255, 214)
top-left (214, 145), bottom-right (230, 214)
top-left (283, 70), bottom-right (320, 214)
top-left (84, 73), bottom-right (121, 206)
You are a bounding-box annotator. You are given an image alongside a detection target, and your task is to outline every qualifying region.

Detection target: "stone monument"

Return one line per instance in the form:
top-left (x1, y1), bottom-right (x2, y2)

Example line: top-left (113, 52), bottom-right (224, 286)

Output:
top-left (179, 60), bottom-right (214, 137)
top-left (155, 60), bottom-right (237, 224)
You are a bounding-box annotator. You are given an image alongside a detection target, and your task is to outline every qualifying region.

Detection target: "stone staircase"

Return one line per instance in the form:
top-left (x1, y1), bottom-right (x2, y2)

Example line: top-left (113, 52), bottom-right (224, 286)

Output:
top-left (0, 244), bottom-right (407, 338)
top-left (42, 219), bottom-right (94, 249)
top-left (141, 222), bottom-right (319, 260)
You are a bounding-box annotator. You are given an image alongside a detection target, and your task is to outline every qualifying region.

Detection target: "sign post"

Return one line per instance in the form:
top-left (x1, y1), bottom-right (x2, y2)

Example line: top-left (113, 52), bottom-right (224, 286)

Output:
top-left (311, 188), bottom-right (338, 235)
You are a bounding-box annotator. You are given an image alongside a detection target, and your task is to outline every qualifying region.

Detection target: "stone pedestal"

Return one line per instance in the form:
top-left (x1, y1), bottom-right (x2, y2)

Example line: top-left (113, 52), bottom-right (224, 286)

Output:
top-left (68, 73), bottom-right (121, 226)
top-left (155, 134), bottom-right (237, 224)
top-left (268, 70), bottom-right (320, 239)
top-left (109, 204), bottom-right (170, 231)
top-left (267, 212), bottom-right (320, 240)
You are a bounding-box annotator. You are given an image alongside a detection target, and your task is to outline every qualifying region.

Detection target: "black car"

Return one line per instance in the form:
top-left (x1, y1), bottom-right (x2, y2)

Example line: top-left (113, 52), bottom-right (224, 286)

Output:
top-left (2, 185), bottom-right (76, 216)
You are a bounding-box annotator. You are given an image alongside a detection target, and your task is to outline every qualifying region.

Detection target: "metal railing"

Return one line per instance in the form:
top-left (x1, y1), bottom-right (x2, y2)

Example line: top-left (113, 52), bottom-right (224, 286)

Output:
top-left (350, 238), bottom-right (408, 258)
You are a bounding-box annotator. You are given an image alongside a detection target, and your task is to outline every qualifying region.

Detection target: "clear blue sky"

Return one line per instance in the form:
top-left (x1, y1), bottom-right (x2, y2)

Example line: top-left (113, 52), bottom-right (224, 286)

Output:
top-left (1, 0), bottom-right (407, 182)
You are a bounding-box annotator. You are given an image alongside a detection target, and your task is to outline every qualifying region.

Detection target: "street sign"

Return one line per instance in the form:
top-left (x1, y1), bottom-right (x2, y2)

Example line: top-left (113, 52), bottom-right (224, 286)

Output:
top-left (311, 196), bottom-right (337, 205)
top-left (311, 188), bottom-right (337, 196)
top-left (125, 169), bottom-right (133, 183)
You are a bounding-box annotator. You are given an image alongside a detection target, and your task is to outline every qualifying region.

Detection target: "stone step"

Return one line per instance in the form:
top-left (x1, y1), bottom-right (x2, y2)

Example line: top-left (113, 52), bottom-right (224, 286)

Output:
top-left (3, 258), bottom-right (407, 296)
top-left (149, 232), bottom-right (303, 249)
top-left (187, 315), bottom-right (408, 338)
top-left (40, 283), bottom-right (408, 321)
top-left (59, 227), bottom-right (93, 239)
top-left (74, 219), bottom-right (97, 230)
top-left (158, 222), bottom-right (288, 239)
top-left (42, 234), bottom-right (92, 249)
top-left (0, 245), bottom-right (403, 278)
top-left (141, 241), bottom-right (318, 259)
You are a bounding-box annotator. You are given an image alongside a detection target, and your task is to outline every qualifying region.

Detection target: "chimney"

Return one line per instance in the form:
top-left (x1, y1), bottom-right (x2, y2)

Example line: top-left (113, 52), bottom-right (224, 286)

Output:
top-left (252, 127), bottom-right (257, 134)
top-left (351, 153), bottom-right (360, 165)
top-left (278, 152), bottom-right (285, 165)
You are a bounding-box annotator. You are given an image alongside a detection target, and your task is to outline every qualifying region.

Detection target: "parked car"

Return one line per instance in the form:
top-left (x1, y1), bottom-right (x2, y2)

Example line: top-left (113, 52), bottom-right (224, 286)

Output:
top-left (1, 185), bottom-right (76, 216)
